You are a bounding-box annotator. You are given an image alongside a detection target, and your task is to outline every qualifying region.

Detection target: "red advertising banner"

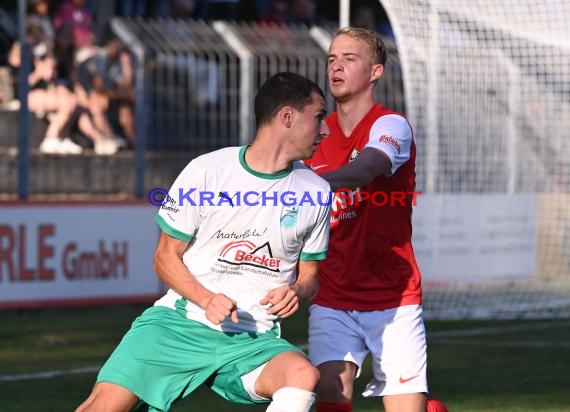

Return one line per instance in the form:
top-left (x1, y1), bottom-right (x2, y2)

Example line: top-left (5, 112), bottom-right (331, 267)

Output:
top-left (0, 202), bottom-right (163, 308)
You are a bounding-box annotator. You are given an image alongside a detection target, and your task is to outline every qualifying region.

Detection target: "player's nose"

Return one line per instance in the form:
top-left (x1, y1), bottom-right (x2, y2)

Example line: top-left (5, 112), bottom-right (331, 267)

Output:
top-left (320, 120), bottom-right (330, 137)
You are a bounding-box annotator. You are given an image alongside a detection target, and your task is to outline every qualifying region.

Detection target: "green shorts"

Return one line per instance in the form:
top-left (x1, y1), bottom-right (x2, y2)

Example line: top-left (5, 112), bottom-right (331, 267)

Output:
top-left (97, 306), bottom-right (303, 411)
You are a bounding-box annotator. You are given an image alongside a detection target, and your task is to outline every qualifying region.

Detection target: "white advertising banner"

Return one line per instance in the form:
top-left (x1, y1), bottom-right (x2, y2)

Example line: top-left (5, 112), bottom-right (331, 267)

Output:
top-left (0, 203), bottom-right (163, 308)
top-left (412, 194), bottom-right (538, 283)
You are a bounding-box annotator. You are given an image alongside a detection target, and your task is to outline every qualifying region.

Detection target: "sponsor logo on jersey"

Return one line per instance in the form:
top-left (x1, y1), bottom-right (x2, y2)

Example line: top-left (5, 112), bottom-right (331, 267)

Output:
top-left (330, 187), bottom-right (362, 228)
top-left (217, 240), bottom-right (281, 272)
top-left (213, 227), bottom-right (267, 239)
top-left (161, 195), bottom-right (180, 214)
top-left (378, 134), bottom-right (401, 153)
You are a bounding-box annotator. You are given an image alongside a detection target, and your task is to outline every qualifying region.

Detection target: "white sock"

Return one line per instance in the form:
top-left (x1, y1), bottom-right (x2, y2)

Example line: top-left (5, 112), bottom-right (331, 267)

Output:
top-left (265, 387), bottom-right (316, 412)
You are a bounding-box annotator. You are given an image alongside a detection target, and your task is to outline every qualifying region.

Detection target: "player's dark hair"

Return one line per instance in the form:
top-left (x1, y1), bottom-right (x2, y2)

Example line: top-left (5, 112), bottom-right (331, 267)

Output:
top-left (254, 72), bottom-right (324, 129)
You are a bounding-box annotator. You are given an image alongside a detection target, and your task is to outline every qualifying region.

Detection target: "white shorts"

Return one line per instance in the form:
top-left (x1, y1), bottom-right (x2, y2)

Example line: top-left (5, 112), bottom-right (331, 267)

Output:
top-left (308, 304), bottom-right (428, 397)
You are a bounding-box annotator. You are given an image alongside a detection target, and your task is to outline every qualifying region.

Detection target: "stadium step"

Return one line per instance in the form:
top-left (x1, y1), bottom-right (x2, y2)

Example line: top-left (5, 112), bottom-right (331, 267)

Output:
top-left (0, 148), bottom-right (198, 197)
top-left (0, 109), bottom-right (47, 148)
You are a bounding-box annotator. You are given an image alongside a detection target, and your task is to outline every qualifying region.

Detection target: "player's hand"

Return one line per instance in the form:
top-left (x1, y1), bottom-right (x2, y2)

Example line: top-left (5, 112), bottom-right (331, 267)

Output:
top-left (205, 294), bottom-right (239, 324)
top-left (260, 285), bottom-right (299, 318)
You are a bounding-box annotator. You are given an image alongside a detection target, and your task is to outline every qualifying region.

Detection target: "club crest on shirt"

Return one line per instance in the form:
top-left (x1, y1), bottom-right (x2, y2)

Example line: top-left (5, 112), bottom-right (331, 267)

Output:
top-left (280, 206), bottom-right (299, 229)
top-left (349, 148), bottom-right (359, 162)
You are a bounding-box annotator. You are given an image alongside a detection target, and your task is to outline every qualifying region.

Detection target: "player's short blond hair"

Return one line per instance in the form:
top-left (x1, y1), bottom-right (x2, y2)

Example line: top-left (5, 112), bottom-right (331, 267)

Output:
top-left (335, 27), bottom-right (387, 66)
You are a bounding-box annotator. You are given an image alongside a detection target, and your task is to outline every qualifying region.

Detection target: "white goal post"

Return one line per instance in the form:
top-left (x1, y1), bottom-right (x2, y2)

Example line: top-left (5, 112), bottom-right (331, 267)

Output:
top-left (379, 0), bottom-right (570, 318)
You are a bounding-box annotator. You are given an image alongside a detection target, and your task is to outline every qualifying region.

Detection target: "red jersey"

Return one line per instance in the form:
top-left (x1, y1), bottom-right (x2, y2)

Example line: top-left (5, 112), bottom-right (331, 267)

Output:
top-left (306, 103), bottom-right (422, 310)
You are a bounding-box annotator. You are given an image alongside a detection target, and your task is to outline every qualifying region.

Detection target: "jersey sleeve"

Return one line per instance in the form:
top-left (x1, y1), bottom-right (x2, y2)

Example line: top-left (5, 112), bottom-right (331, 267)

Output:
top-left (365, 114), bottom-right (412, 175)
top-left (299, 196), bottom-right (331, 261)
top-left (155, 161), bottom-right (203, 243)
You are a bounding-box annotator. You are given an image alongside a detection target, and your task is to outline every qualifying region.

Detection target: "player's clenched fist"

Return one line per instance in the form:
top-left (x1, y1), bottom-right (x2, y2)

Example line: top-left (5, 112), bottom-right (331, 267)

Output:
top-left (260, 285), bottom-right (299, 318)
top-left (205, 294), bottom-right (239, 324)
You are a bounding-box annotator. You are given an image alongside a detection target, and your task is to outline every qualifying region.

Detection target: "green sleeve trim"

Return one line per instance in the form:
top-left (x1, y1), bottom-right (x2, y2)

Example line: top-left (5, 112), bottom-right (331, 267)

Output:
top-left (155, 214), bottom-right (193, 242)
top-left (300, 250), bottom-right (328, 261)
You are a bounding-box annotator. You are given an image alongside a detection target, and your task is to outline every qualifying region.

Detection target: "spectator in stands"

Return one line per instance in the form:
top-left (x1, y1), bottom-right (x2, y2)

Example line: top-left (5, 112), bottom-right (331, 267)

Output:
top-left (53, 24), bottom-right (76, 87)
top-left (28, 0), bottom-right (55, 49)
top-left (74, 33), bottom-right (135, 152)
top-left (8, 23), bottom-right (82, 154)
top-left (9, 23), bottom-right (121, 155)
top-left (53, 0), bottom-right (95, 55)
top-left (27, 0), bottom-right (75, 88)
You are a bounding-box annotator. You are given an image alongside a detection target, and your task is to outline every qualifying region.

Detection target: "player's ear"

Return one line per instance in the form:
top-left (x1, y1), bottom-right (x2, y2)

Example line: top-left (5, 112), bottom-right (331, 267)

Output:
top-left (371, 64), bottom-right (384, 82)
top-left (279, 106), bottom-right (294, 128)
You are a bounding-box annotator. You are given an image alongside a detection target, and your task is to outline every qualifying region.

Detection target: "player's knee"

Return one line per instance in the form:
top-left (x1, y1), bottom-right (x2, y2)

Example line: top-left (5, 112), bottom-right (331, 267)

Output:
top-left (305, 363), bottom-right (321, 387)
top-left (289, 361), bottom-right (320, 390)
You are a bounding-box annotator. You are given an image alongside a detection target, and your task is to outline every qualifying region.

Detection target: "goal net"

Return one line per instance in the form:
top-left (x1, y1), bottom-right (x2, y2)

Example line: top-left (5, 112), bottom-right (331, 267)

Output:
top-left (379, 0), bottom-right (570, 318)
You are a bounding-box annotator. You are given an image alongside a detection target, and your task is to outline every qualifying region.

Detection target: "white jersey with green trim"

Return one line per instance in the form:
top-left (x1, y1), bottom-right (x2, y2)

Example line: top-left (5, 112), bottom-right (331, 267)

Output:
top-left (155, 146), bottom-right (331, 333)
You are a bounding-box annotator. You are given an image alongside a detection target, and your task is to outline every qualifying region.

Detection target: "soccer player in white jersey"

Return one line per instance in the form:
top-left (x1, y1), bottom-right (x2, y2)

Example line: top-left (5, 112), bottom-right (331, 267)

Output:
top-left (75, 72), bottom-right (331, 412)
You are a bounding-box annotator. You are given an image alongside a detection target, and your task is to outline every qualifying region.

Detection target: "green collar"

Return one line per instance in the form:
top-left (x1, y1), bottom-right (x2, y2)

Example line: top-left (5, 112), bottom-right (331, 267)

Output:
top-left (239, 145), bottom-right (293, 179)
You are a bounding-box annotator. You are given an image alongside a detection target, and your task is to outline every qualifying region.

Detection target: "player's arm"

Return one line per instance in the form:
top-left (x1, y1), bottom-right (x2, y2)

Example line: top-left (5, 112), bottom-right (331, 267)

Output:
top-left (261, 260), bottom-right (319, 319)
top-left (154, 231), bottom-right (213, 308)
top-left (292, 259), bottom-right (320, 302)
top-left (320, 148), bottom-right (391, 191)
top-left (154, 231), bottom-right (238, 324)
top-left (321, 114), bottom-right (413, 191)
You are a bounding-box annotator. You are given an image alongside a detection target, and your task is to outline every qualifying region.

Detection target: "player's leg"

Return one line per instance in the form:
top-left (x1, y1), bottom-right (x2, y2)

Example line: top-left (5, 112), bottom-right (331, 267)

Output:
top-left (317, 360), bottom-right (358, 402)
top-left (382, 393), bottom-right (426, 412)
top-left (316, 361), bottom-right (358, 411)
top-left (255, 350), bottom-right (319, 394)
top-left (255, 350), bottom-right (319, 411)
top-left (209, 327), bottom-right (318, 411)
top-left (75, 382), bottom-right (138, 412)
top-left (308, 305), bottom-right (369, 412)
top-left (75, 306), bottom-right (218, 411)
top-left (359, 305), bottom-right (428, 412)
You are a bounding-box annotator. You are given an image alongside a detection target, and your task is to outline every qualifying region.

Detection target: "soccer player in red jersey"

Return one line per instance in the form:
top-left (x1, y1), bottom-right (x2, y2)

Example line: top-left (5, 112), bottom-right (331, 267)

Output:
top-left (305, 27), bottom-right (446, 412)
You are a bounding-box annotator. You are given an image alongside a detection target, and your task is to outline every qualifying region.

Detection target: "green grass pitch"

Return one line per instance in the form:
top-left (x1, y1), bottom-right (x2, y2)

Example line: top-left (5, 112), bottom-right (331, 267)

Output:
top-left (1, 304), bottom-right (569, 411)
